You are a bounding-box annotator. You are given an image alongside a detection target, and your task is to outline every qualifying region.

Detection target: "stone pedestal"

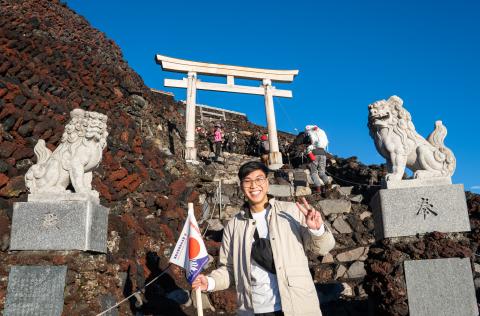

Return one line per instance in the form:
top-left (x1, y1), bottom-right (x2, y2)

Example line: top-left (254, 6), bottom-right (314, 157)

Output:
top-left (10, 196), bottom-right (108, 252)
top-left (404, 258), bottom-right (478, 316)
top-left (383, 176), bottom-right (452, 189)
top-left (370, 184), bottom-right (470, 239)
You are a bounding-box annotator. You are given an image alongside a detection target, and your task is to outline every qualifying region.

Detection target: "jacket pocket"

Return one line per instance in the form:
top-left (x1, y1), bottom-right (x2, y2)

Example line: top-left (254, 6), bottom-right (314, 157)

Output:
top-left (286, 266), bottom-right (316, 294)
top-left (287, 275), bottom-right (315, 293)
top-left (286, 275), bottom-right (319, 314)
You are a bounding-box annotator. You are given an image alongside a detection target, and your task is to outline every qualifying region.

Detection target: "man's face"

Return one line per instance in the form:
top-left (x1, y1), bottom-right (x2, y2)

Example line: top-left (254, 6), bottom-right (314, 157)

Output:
top-left (241, 169), bottom-right (269, 205)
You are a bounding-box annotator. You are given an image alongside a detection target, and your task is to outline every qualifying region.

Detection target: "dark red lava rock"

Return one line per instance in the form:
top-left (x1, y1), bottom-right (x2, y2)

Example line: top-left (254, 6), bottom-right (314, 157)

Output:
top-left (364, 231), bottom-right (474, 316)
top-left (0, 176), bottom-right (25, 198)
top-left (0, 174), bottom-right (9, 188)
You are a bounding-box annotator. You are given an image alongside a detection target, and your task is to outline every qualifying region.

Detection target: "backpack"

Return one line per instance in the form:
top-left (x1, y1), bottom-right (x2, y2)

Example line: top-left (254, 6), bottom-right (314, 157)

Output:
top-left (305, 125), bottom-right (328, 149)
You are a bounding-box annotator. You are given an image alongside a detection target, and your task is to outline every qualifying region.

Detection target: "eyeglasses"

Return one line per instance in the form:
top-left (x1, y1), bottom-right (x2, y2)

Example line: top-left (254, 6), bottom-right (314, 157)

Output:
top-left (241, 177), bottom-right (267, 187)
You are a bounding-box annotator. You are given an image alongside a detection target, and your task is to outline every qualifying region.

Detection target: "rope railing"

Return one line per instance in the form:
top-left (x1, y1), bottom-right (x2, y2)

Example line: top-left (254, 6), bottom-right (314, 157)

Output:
top-left (325, 170), bottom-right (382, 188)
top-left (96, 264), bottom-right (173, 316)
top-left (201, 180), bottom-right (222, 237)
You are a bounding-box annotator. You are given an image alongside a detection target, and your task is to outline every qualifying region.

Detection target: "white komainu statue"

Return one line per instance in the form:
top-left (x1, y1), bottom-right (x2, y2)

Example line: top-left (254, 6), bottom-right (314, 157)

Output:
top-left (367, 95), bottom-right (455, 181)
top-left (25, 108), bottom-right (108, 195)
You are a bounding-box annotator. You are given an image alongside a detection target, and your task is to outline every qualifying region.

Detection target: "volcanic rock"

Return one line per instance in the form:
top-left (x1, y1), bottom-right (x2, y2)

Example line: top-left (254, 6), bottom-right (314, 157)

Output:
top-left (347, 261), bottom-right (366, 278)
top-left (336, 247), bottom-right (367, 262)
top-left (333, 217), bottom-right (353, 234)
top-left (317, 199), bottom-right (352, 215)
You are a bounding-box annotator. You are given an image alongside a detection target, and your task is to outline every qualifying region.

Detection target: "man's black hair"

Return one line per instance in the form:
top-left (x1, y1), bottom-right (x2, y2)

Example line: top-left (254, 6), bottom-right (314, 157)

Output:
top-left (238, 161), bottom-right (269, 181)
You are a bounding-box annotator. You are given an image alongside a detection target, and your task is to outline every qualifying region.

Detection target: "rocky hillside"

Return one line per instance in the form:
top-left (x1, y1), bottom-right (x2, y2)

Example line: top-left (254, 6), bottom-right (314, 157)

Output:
top-left (0, 1), bottom-right (192, 314)
top-left (0, 1), bottom-right (479, 316)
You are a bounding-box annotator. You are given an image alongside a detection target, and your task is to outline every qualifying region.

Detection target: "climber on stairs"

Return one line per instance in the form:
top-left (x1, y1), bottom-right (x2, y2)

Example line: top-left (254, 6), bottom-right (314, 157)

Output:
top-left (212, 123), bottom-right (224, 161)
top-left (305, 125), bottom-right (332, 193)
top-left (259, 133), bottom-right (270, 166)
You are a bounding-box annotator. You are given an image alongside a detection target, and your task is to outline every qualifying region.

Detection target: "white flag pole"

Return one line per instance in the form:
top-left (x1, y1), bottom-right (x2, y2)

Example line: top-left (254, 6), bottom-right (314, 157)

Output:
top-left (188, 202), bottom-right (204, 316)
top-left (195, 288), bottom-right (203, 316)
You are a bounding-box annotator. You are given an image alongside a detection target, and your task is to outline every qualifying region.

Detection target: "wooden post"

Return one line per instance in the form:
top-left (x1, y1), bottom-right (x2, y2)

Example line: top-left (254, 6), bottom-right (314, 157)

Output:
top-left (263, 79), bottom-right (283, 168)
top-left (185, 72), bottom-right (197, 161)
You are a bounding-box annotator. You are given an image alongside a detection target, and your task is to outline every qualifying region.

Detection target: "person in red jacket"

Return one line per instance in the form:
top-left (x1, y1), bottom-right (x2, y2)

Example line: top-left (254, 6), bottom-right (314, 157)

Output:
top-left (259, 134), bottom-right (270, 166)
top-left (212, 123), bottom-right (224, 161)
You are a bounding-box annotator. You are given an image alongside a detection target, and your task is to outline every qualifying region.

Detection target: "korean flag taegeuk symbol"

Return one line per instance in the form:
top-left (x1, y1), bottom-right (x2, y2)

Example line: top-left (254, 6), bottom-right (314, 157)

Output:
top-left (170, 203), bottom-right (209, 284)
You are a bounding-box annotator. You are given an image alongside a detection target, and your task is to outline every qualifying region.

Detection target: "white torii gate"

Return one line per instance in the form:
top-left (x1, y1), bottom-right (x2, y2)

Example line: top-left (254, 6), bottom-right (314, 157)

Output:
top-left (155, 54), bottom-right (298, 169)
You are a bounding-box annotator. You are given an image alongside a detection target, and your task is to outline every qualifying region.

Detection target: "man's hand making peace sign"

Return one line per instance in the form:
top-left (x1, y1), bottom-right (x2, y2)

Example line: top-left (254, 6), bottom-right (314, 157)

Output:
top-left (296, 197), bottom-right (324, 230)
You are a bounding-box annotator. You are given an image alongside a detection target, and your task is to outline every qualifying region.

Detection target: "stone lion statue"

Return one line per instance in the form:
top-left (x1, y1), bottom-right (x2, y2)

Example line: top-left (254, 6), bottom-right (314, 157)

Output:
top-left (25, 108), bottom-right (108, 195)
top-left (367, 95), bottom-right (455, 181)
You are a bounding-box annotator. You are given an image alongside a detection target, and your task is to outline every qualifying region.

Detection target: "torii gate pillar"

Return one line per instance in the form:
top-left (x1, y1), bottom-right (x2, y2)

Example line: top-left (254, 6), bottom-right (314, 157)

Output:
top-left (155, 54), bottom-right (298, 169)
top-left (185, 72), bottom-right (197, 160)
top-left (263, 79), bottom-right (282, 166)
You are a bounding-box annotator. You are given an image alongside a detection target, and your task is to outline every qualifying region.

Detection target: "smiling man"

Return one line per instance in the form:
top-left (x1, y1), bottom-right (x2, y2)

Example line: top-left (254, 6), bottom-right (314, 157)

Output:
top-left (192, 161), bottom-right (335, 316)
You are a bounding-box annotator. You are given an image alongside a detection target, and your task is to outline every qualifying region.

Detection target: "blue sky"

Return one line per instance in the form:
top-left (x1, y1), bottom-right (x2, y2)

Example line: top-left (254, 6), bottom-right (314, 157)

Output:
top-left (66, 0), bottom-right (479, 192)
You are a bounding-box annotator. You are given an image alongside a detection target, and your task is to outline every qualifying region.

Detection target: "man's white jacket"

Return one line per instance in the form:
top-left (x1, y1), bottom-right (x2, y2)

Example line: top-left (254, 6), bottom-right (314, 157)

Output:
top-left (209, 198), bottom-right (335, 316)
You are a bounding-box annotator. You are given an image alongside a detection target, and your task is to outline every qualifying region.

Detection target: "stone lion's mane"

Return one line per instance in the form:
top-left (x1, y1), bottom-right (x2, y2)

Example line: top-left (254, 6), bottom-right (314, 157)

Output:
top-left (380, 98), bottom-right (420, 152)
top-left (62, 109), bottom-right (107, 143)
top-left (56, 109), bottom-right (108, 166)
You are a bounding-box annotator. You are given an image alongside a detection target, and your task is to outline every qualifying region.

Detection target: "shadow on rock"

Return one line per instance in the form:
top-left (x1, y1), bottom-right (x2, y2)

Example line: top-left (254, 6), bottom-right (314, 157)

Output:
top-left (125, 252), bottom-right (189, 316)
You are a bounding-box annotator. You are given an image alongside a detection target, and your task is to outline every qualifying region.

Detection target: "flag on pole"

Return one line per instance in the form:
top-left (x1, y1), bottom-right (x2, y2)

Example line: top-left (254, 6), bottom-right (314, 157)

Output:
top-left (170, 203), bottom-right (209, 283)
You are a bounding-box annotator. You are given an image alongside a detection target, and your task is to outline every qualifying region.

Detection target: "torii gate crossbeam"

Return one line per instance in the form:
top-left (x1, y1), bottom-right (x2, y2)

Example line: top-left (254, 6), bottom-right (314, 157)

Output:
top-left (155, 54), bottom-right (299, 169)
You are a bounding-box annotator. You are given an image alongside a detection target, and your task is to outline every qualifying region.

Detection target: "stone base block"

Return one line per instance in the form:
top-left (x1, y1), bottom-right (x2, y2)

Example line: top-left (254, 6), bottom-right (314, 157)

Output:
top-left (371, 184), bottom-right (470, 239)
top-left (184, 147), bottom-right (197, 161)
top-left (268, 151), bottom-right (283, 169)
top-left (28, 192), bottom-right (99, 204)
top-left (404, 258), bottom-right (478, 316)
top-left (383, 176), bottom-right (452, 189)
top-left (10, 200), bottom-right (108, 252)
top-left (5, 265), bottom-right (67, 316)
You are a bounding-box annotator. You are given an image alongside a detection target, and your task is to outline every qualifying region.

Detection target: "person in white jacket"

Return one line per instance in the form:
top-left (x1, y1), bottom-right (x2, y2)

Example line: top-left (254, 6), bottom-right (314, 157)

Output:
top-left (192, 161), bottom-right (335, 316)
top-left (304, 125), bottom-right (331, 193)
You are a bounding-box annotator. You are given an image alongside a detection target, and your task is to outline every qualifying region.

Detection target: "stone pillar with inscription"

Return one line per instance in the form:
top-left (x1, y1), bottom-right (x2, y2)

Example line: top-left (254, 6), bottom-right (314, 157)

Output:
top-left (4, 266), bottom-right (68, 316)
top-left (368, 96), bottom-right (478, 316)
top-left (370, 179), bottom-right (470, 240)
